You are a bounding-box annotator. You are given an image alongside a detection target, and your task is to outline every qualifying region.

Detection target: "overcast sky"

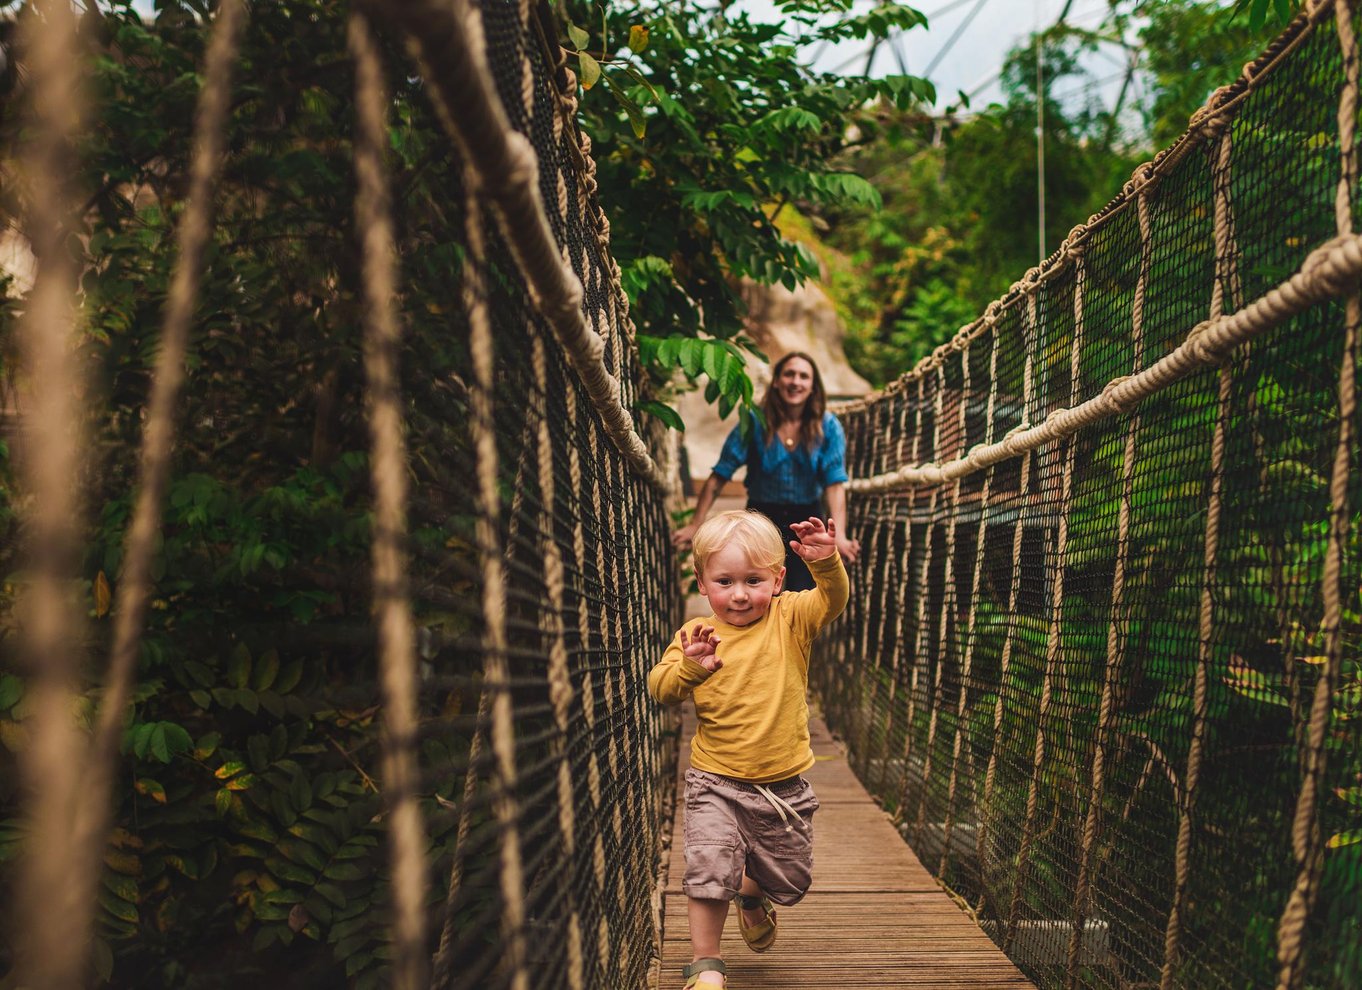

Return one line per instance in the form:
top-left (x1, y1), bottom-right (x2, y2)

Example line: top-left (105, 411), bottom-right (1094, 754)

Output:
top-left (738, 0), bottom-right (1140, 114)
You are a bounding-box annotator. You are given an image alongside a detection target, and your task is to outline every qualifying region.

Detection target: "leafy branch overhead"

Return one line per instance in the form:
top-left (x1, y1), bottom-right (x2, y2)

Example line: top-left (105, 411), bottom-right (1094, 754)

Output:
top-left (561, 0), bottom-right (933, 427)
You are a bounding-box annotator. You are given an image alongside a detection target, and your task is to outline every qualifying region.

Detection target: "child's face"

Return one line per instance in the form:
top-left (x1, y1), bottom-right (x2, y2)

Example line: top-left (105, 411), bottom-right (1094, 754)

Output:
top-left (696, 544), bottom-right (785, 627)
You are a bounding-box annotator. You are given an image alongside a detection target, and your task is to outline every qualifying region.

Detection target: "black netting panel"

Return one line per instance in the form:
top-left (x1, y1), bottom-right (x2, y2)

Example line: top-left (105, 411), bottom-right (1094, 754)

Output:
top-left (815, 10), bottom-right (1362, 990)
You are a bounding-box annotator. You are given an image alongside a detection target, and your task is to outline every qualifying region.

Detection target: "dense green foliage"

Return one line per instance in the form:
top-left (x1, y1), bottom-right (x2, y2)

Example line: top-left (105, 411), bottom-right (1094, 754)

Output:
top-left (0, 3), bottom-right (484, 984)
top-left (563, 0), bottom-right (934, 415)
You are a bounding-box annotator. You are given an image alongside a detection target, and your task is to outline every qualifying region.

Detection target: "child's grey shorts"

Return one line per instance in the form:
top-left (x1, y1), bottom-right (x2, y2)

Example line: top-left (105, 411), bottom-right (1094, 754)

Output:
top-left (681, 767), bottom-right (819, 906)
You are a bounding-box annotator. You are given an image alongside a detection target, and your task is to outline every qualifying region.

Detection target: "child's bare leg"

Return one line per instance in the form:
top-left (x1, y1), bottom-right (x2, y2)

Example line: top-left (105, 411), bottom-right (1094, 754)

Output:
top-left (686, 896), bottom-right (729, 985)
top-left (737, 872), bottom-right (771, 929)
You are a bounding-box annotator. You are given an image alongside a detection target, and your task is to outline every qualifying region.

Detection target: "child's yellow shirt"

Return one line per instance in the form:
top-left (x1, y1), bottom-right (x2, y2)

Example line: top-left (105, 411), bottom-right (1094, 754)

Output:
top-left (647, 554), bottom-right (849, 783)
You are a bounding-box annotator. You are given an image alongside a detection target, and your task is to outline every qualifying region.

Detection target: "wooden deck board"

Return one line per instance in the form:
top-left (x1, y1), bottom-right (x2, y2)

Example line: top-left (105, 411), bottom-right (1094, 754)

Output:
top-left (653, 702), bottom-right (1033, 989)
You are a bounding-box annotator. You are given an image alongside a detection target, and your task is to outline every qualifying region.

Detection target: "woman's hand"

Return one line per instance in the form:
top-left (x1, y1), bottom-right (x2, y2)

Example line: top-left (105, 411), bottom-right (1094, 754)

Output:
top-left (679, 624), bottom-right (723, 673)
top-left (836, 535), bottom-right (861, 564)
top-left (788, 517), bottom-right (838, 562)
top-left (671, 523), bottom-right (698, 549)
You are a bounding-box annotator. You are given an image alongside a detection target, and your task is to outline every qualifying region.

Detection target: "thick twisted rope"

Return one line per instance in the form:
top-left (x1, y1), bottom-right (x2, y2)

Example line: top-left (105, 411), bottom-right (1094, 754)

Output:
top-left (387, 0), bottom-right (668, 491)
top-left (460, 163), bottom-right (530, 989)
top-left (874, 392), bottom-right (922, 798)
top-left (893, 374), bottom-right (946, 825)
top-left (976, 295), bottom-right (1038, 886)
top-left (850, 230), bottom-right (1362, 494)
top-left (1068, 189), bottom-right (1152, 988)
top-left (348, 17), bottom-right (428, 988)
top-left (1274, 3), bottom-right (1359, 986)
top-left (1160, 119), bottom-right (1244, 990)
top-left (1006, 249), bottom-right (1088, 951)
top-left (12, 2), bottom-right (90, 985)
top-left (80, 0), bottom-right (248, 918)
top-left (914, 346), bottom-right (974, 839)
top-left (940, 328), bottom-right (1001, 877)
top-left (834, 1), bottom-right (1333, 418)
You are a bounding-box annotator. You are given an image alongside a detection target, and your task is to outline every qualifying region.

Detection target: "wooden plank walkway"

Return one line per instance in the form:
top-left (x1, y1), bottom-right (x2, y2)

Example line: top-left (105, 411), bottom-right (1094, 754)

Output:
top-left (652, 702), bottom-right (1034, 988)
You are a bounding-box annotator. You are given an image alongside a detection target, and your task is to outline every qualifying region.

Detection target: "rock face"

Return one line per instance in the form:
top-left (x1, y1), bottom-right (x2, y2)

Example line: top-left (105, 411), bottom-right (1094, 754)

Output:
top-left (678, 277), bottom-right (871, 489)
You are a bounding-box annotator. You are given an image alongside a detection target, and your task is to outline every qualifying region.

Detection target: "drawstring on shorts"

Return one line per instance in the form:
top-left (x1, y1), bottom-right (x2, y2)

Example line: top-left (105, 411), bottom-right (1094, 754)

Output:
top-left (755, 783), bottom-right (806, 833)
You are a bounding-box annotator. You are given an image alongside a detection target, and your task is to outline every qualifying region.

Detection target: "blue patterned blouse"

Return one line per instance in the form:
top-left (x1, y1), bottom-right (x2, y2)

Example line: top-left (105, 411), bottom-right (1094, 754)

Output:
top-left (712, 411), bottom-right (849, 504)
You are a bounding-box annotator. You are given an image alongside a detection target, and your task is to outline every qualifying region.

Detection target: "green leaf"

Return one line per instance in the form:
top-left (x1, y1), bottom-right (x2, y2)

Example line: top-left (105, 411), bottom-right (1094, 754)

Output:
top-left (0, 674), bottom-right (23, 711)
top-left (274, 658), bottom-right (304, 694)
top-left (639, 400), bottom-right (684, 432)
top-left (248, 735), bottom-right (272, 772)
top-left (566, 22), bottom-right (589, 51)
top-left (627, 24), bottom-right (649, 54)
top-left (216, 760), bottom-right (248, 781)
top-left (228, 643), bottom-right (251, 689)
top-left (215, 788), bottom-right (233, 816)
top-left (265, 856), bottom-right (319, 886)
top-left (701, 342), bottom-right (722, 384)
top-left (290, 773), bottom-right (313, 812)
top-left (680, 339), bottom-right (704, 378)
top-left (253, 649), bottom-right (280, 691)
top-left (315, 881), bottom-right (348, 909)
top-left (194, 732), bottom-right (221, 760)
top-left (603, 72), bottom-right (646, 138)
top-left (189, 689), bottom-right (211, 709)
top-left (149, 724), bottom-right (170, 763)
top-left (578, 51), bottom-right (602, 91)
top-left (1327, 829), bottom-right (1361, 849)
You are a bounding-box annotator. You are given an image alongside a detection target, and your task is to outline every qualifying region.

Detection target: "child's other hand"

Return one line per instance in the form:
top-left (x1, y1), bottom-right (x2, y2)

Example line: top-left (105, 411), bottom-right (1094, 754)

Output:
top-left (680, 623), bottom-right (723, 673)
top-left (789, 517), bottom-right (838, 562)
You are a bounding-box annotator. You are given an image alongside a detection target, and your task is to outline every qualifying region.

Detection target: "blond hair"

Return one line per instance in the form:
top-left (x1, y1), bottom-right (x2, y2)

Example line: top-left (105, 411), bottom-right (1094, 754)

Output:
top-left (692, 510), bottom-right (785, 577)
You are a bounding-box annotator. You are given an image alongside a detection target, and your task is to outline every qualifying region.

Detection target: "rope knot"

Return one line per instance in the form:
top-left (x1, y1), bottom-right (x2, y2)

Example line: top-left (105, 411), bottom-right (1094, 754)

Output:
top-left (1301, 234), bottom-right (1362, 299)
top-left (1184, 317), bottom-right (1229, 363)
top-left (1122, 161), bottom-right (1156, 198)
top-left (1189, 86), bottom-right (1232, 137)
top-left (965, 443), bottom-right (991, 470)
top-left (1102, 375), bottom-right (1136, 415)
top-left (1019, 266), bottom-right (1043, 294)
top-left (1063, 222), bottom-right (1090, 260)
top-left (1002, 422), bottom-right (1031, 454)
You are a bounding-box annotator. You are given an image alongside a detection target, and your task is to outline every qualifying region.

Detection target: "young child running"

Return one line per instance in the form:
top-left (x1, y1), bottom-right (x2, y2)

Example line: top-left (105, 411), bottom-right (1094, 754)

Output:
top-left (648, 509), bottom-right (849, 988)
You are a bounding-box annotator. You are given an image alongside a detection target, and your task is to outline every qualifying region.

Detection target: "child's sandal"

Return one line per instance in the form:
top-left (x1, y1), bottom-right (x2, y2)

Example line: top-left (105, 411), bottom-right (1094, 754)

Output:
top-left (682, 957), bottom-right (727, 987)
top-left (736, 893), bottom-right (777, 953)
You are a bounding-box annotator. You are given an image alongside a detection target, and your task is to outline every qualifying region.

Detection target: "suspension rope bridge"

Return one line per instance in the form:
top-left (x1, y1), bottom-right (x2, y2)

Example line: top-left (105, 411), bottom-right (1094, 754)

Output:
top-left (1, 0), bottom-right (1359, 989)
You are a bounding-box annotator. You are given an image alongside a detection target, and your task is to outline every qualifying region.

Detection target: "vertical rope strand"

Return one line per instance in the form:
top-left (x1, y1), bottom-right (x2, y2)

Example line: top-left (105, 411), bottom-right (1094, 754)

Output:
top-left (894, 373), bottom-right (946, 825)
top-left (1007, 253), bottom-right (1087, 950)
top-left (1160, 123), bottom-right (1241, 990)
top-left (1275, 4), bottom-right (1358, 986)
top-left (916, 352), bottom-right (972, 838)
top-left (348, 17), bottom-right (428, 989)
top-left (878, 388), bottom-right (923, 798)
top-left (1068, 189), bottom-right (1152, 988)
top-left (13, 2), bottom-right (89, 985)
top-left (461, 174), bottom-right (531, 990)
top-left (941, 328), bottom-right (1001, 877)
top-left (978, 293), bottom-right (1038, 911)
top-left (531, 333), bottom-right (585, 987)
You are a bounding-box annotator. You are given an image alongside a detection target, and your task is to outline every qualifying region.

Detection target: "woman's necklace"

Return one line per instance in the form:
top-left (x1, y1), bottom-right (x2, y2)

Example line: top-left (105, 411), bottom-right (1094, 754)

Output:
top-left (780, 425), bottom-right (798, 448)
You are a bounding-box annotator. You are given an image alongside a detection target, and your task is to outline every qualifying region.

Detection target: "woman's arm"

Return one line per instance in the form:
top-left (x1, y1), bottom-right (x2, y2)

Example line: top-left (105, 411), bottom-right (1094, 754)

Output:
top-left (823, 482), bottom-right (861, 563)
top-left (671, 472), bottom-right (725, 549)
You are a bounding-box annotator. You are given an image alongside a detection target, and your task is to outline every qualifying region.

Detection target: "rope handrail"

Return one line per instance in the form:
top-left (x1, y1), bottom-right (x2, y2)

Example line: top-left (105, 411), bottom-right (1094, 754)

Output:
top-left (385, 0), bottom-right (672, 493)
top-left (849, 232), bottom-right (1362, 493)
top-left (819, 4), bottom-right (1362, 988)
top-left (833, 0), bottom-right (1338, 408)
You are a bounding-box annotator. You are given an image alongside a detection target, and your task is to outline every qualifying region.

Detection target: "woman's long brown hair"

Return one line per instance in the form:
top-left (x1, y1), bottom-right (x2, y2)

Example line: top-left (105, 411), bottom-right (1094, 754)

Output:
top-left (760, 351), bottom-right (826, 450)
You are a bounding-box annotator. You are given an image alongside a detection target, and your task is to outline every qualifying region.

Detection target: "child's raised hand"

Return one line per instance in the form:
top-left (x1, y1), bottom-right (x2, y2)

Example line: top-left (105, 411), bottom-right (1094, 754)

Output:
top-left (679, 623), bottom-right (723, 673)
top-left (789, 517), bottom-right (838, 562)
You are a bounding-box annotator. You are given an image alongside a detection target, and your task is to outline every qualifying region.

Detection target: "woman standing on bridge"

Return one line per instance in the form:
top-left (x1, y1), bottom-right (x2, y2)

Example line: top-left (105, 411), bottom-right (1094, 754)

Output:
top-left (672, 351), bottom-right (860, 589)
